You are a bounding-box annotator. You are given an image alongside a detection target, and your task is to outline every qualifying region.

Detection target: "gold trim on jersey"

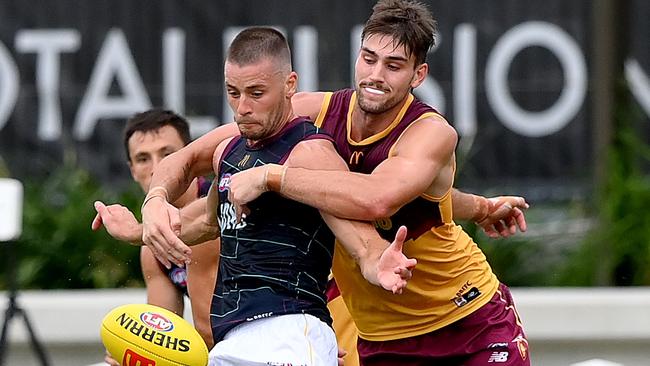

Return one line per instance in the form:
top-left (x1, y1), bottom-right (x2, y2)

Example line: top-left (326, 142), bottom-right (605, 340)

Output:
top-left (314, 92), bottom-right (333, 128)
top-left (387, 111), bottom-right (446, 158)
top-left (346, 92), bottom-right (415, 146)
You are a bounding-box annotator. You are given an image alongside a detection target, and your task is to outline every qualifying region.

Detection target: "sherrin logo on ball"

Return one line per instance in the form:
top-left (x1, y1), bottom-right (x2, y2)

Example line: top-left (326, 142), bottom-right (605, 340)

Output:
top-left (101, 303), bottom-right (208, 366)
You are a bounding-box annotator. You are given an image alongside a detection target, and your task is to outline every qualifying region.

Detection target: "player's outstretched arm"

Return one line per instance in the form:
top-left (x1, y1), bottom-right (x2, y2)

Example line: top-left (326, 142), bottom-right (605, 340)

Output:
top-left (142, 124), bottom-right (238, 267)
top-left (92, 197), bottom-right (219, 246)
top-left (92, 201), bottom-right (143, 244)
top-left (142, 124), bottom-right (237, 261)
top-left (451, 190), bottom-right (529, 238)
top-left (322, 213), bottom-right (416, 294)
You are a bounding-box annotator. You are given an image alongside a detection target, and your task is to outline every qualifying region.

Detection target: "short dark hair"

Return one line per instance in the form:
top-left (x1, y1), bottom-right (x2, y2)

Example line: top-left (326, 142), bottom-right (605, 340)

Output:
top-left (362, 0), bottom-right (437, 66)
top-left (123, 108), bottom-right (191, 160)
top-left (226, 27), bottom-right (291, 72)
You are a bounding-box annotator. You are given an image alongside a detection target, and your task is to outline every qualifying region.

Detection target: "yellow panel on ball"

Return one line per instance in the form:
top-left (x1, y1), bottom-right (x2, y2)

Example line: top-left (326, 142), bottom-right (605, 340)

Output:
top-left (100, 303), bottom-right (208, 366)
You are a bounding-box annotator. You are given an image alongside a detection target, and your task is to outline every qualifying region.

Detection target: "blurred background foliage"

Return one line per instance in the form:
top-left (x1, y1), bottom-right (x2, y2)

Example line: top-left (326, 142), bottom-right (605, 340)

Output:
top-left (0, 165), bottom-right (144, 290)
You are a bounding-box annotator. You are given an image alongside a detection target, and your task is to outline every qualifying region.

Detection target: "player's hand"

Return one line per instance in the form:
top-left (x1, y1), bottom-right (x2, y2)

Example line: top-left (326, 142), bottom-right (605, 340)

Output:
top-left (141, 197), bottom-right (191, 268)
top-left (92, 201), bottom-right (142, 244)
top-left (337, 347), bottom-right (347, 366)
top-left (228, 165), bottom-right (268, 222)
top-left (477, 196), bottom-right (529, 238)
top-left (376, 225), bottom-right (417, 294)
top-left (104, 350), bottom-right (119, 365)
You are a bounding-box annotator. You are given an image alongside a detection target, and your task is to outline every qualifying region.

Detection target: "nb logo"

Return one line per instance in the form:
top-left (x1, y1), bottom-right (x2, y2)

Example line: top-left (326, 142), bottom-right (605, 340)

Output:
top-left (487, 351), bottom-right (509, 363)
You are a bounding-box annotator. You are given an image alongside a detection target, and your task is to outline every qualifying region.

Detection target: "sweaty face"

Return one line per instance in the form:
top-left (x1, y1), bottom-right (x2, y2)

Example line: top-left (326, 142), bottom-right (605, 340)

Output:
top-left (224, 59), bottom-right (294, 142)
top-left (127, 125), bottom-right (186, 192)
top-left (354, 34), bottom-right (420, 114)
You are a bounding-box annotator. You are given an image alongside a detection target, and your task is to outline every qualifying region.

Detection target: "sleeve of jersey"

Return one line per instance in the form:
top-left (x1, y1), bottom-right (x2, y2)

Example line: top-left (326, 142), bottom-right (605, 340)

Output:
top-left (313, 92), bottom-right (334, 128)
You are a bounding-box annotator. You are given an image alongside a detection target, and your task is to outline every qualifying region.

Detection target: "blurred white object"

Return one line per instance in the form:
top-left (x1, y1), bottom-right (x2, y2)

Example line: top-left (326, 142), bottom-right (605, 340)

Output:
top-left (0, 178), bottom-right (23, 241)
top-left (571, 359), bottom-right (624, 366)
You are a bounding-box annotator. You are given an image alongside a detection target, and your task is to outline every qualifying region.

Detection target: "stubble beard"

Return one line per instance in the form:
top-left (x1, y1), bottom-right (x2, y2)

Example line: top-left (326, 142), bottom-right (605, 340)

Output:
top-left (238, 107), bottom-right (287, 142)
top-left (356, 86), bottom-right (401, 114)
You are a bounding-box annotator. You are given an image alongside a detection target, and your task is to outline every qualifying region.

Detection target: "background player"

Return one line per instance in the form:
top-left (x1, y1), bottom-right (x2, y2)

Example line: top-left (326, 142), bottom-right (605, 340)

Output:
top-left (91, 109), bottom-right (219, 364)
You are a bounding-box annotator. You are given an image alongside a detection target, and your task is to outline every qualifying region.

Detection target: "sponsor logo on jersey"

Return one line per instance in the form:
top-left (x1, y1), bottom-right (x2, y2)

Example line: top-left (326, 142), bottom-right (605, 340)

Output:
top-left (218, 173), bottom-right (232, 192)
top-left (169, 267), bottom-right (187, 288)
top-left (115, 312), bottom-right (190, 352)
top-left (141, 312), bottom-right (174, 332)
top-left (452, 283), bottom-right (481, 307)
top-left (123, 349), bottom-right (156, 366)
top-left (219, 202), bottom-right (248, 230)
top-left (237, 154), bottom-right (251, 168)
top-left (374, 217), bottom-right (392, 231)
top-left (246, 312), bottom-right (273, 322)
top-left (488, 342), bottom-right (509, 349)
top-left (487, 351), bottom-right (509, 363)
top-left (349, 150), bottom-right (364, 166)
top-left (513, 334), bottom-right (529, 360)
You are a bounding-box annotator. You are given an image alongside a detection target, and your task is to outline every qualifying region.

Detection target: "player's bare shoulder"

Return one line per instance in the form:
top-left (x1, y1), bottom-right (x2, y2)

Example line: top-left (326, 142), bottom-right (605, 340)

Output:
top-left (212, 136), bottom-right (237, 175)
top-left (286, 138), bottom-right (345, 171)
top-left (292, 92), bottom-right (329, 121)
top-left (396, 113), bottom-right (458, 156)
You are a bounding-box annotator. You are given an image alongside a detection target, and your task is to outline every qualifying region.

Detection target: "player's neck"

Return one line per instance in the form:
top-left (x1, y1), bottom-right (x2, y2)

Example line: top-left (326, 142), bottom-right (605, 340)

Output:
top-left (350, 99), bottom-right (406, 141)
top-left (247, 108), bottom-right (298, 147)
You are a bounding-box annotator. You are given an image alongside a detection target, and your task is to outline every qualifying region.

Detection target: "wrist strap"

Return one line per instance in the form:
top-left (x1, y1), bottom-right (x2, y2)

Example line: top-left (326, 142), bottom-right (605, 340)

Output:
top-left (266, 165), bottom-right (287, 192)
top-left (142, 186), bottom-right (169, 210)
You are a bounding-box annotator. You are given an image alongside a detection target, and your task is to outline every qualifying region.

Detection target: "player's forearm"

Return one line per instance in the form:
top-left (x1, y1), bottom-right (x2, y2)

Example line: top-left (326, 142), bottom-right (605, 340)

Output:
top-left (150, 124), bottom-right (239, 202)
top-left (320, 212), bottom-right (386, 284)
top-left (277, 168), bottom-right (400, 221)
top-left (179, 217), bottom-right (219, 246)
top-left (179, 196), bottom-right (220, 246)
top-left (105, 221), bottom-right (144, 246)
top-left (127, 224), bottom-right (144, 245)
top-left (451, 188), bottom-right (489, 222)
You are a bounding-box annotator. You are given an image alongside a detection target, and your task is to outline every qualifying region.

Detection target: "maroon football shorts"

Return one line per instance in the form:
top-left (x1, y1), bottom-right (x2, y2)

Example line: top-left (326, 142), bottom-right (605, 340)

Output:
top-left (357, 283), bottom-right (530, 366)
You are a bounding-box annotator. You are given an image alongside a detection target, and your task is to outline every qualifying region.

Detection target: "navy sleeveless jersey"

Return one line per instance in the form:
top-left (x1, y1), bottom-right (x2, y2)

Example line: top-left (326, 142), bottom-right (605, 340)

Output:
top-left (211, 118), bottom-right (336, 342)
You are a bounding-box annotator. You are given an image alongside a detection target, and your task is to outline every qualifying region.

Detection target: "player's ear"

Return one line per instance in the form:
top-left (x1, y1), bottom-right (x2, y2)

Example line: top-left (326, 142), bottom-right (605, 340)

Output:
top-left (285, 71), bottom-right (298, 99)
top-left (411, 63), bottom-right (428, 89)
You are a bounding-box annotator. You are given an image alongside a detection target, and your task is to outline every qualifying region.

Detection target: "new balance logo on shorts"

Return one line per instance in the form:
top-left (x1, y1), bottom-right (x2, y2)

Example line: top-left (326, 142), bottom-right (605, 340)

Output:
top-left (488, 351), bottom-right (509, 363)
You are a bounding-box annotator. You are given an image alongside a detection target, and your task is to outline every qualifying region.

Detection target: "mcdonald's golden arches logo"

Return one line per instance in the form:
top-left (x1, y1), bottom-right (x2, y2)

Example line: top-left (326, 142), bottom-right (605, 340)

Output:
top-left (349, 151), bottom-right (364, 166)
top-left (374, 217), bottom-right (392, 231)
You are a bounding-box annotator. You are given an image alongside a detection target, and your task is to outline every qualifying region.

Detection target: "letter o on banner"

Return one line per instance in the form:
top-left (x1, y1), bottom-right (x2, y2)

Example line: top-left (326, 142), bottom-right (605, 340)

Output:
top-left (486, 21), bottom-right (587, 137)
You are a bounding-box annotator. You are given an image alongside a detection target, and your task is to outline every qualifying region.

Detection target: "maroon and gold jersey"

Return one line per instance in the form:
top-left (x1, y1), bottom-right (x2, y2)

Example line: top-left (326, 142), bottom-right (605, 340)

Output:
top-left (316, 89), bottom-right (499, 341)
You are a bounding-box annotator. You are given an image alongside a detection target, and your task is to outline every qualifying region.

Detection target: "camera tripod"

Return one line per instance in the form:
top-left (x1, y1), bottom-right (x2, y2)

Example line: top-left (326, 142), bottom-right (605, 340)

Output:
top-left (0, 242), bottom-right (50, 366)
